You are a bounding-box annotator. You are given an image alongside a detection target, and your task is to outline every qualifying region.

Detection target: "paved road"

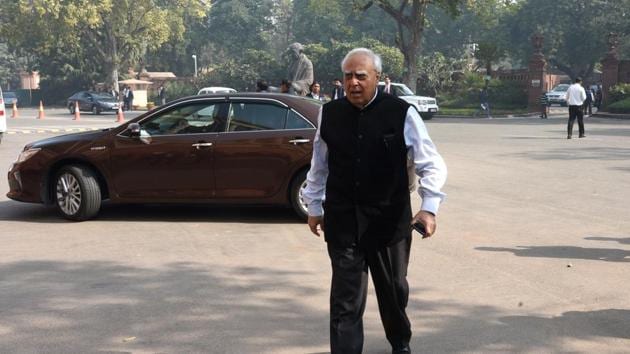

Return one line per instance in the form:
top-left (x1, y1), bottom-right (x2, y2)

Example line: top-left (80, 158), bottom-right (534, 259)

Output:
top-left (0, 115), bottom-right (629, 353)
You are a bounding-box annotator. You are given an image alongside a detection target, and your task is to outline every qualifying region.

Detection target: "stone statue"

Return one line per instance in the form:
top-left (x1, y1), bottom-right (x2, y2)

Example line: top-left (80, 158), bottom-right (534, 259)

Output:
top-left (285, 42), bottom-right (314, 96)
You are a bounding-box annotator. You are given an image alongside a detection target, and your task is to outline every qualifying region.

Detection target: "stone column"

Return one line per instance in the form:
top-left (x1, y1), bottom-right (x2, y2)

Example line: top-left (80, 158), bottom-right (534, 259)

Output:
top-left (527, 33), bottom-right (547, 111)
top-left (601, 33), bottom-right (620, 106)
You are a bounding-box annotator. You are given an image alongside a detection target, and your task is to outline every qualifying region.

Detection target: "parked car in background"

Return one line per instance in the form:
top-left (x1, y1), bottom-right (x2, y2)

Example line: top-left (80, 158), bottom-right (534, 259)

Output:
top-left (8, 93), bottom-right (320, 221)
top-left (67, 91), bottom-right (120, 115)
top-left (3, 91), bottom-right (18, 106)
top-left (378, 82), bottom-right (439, 119)
top-left (545, 84), bottom-right (570, 106)
top-left (197, 87), bottom-right (237, 95)
top-left (0, 87), bottom-right (6, 143)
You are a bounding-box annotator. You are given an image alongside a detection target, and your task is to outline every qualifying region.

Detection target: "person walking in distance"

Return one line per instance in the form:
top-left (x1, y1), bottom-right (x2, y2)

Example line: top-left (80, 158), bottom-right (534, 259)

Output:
top-left (565, 77), bottom-right (587, 139)
top-left (539, 91), bottom-right (550, 119)
top-left (302, 48), bottom-right (447, 354)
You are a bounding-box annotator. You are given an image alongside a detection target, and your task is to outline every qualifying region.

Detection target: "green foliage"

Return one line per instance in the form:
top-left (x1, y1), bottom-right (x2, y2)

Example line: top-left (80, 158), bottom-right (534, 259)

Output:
top-left (608, 84), bottom-right (630, 103)
top-left (158, 80), bottom-right (198, 101)
top-left (440, 72), bottom-right (527, 109)
top-left (417, 53), bottom-right (465, 96)
top-left (606, 97), bottom-right (630, 114)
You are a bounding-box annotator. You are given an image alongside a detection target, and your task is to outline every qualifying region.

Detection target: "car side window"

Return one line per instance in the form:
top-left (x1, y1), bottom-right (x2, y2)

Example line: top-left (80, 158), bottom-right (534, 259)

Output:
top-left (140, 102), bottom-right (226, 136)
top-left (227, 102), bottom-right (287, 132)
top-left (286, 110), bottom-right (313, 129)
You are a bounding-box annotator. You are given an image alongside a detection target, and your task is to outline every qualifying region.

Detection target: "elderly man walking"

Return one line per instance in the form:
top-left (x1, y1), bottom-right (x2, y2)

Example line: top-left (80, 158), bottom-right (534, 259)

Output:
top-left (303, 48), bottom-right (447, 354)
top-left (565, 77), bottom-right (587, 139)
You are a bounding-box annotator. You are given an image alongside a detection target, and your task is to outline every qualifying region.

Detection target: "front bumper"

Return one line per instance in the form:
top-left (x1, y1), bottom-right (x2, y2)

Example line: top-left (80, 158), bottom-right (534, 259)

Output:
top-left (7, 162), bottom-right (45, 203)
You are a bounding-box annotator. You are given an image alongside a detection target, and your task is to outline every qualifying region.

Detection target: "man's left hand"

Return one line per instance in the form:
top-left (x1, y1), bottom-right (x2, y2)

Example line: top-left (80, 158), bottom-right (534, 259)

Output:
top-left (411, 211), bottom-right (437, 238)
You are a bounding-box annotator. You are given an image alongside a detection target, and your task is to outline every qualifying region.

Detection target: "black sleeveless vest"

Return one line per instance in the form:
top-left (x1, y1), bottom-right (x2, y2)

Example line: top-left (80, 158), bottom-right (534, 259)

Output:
top-left (321, 92), bottom-right (412, 248)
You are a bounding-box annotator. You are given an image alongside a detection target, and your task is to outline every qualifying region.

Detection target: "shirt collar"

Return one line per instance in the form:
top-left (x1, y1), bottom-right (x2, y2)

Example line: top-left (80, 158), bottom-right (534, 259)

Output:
top-left (361, 89), bottom-right (378, 110)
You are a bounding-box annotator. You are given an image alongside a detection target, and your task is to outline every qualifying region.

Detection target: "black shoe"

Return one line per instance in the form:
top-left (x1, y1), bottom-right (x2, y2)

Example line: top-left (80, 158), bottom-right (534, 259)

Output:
top-left (393, 344), bottom-right (411, 353)
top-left (579, 135), bottom-right (586, 138)
top-left (567, 135), bottom-right (572, 139)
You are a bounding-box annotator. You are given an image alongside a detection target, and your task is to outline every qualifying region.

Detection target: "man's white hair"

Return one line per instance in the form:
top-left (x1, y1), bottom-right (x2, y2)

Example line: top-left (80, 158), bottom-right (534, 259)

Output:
top-left (341, 48), bottom-right (382, 74)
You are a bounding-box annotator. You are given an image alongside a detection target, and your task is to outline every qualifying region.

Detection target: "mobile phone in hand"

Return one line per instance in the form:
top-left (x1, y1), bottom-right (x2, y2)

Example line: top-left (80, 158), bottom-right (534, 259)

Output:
top-left (412, 222), bottom-right (428, 238)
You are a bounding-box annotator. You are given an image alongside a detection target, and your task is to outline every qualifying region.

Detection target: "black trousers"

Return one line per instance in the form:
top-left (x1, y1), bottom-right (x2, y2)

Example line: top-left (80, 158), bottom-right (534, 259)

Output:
top-left (327, 236), bottom-right (412, 353)
top-left (568, 105), bottom-right (585, 137)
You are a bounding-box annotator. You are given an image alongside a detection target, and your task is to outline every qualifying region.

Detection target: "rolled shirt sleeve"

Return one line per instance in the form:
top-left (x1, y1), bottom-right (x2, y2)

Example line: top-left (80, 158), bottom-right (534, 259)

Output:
top-left (404, 107), bottom-right (447, 215)
top-left (302, 108), bottom-right (328, 216)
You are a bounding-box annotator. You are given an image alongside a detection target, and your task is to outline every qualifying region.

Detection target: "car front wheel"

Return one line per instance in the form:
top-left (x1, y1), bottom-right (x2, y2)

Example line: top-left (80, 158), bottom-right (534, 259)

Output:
top-left (290, 170), bottom-right (308, 221)
top-left (69, 104), bottom-right (75, 114)
top-left (92, 105), bottom-right (101, 115)
top-left (54, 165), bottom-right (101, 221)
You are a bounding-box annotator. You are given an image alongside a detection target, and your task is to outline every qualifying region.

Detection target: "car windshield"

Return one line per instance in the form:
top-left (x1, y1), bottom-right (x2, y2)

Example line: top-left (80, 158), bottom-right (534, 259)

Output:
top-left (92, 93), bottom-right (117, 100)
top-left (552, 85), bottom-right (569, 92)
top-left (394, 84), bottom-right (415, 96)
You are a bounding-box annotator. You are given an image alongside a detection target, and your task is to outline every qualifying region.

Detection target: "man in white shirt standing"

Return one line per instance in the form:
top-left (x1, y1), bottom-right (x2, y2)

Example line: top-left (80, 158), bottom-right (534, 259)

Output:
top-left (565, 77), bottom-right (587, 139)
top-left (303, 48), bottom-right (447, 354)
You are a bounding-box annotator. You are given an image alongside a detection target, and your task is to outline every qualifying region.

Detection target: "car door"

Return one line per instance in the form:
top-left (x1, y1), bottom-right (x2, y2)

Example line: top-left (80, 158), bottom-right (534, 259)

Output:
top-left (110, 100), bottom-right (228, 199)
top-left (79, 92), bottom-right (92, 111)
top-left (213, 99), bottom-right (315, 199)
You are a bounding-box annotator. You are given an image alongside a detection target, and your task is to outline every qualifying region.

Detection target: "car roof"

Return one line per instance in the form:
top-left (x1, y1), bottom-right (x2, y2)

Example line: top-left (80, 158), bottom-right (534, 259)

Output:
top-left (153, 92), bottom-right (322, 126)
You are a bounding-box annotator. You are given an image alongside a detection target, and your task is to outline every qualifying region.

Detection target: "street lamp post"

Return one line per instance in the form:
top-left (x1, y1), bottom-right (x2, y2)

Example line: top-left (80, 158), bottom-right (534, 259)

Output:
top-left (192, 54), bottom-right (198, 78)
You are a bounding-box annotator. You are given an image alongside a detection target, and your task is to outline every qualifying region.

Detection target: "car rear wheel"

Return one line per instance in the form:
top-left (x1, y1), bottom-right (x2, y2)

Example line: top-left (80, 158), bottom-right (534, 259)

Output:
top-left (54, 165), bottom-right (101, 221)
top-left (0, 132), bottom-right (3, 144)
top-left (92, 105), bottom-right (101, 115)
top-left (289, 169), bottom-right (308, 221)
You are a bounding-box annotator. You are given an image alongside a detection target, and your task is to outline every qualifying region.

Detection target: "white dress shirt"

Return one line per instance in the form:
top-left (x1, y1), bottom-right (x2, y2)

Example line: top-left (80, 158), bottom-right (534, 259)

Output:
top-left (565, 83), bottom-right (587, 106)
top-left (303, 92), bottom-right (447, 217)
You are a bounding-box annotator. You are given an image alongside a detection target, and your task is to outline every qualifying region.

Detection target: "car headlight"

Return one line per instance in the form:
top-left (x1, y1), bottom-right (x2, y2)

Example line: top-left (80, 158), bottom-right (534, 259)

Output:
top-left (419, 99), bottom-right (428, 105)
top-left (16, 147), bottom-right (41, 163)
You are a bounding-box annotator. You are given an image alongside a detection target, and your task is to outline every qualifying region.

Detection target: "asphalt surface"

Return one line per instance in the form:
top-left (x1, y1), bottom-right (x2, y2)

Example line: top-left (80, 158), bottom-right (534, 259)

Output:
top-left (0, 112), bottom-right (629, 353)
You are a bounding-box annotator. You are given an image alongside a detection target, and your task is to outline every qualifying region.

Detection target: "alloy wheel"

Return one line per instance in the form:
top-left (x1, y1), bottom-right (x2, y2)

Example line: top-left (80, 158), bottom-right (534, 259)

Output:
top-left (56, 172), bottom-right (82, 216)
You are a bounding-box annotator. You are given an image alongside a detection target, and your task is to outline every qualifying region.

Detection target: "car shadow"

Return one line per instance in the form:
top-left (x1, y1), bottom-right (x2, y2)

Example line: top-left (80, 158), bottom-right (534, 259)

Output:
top-left (0, 260), bottom-right (328, 352)
top-left (0, 200), bottom-right (304, 224)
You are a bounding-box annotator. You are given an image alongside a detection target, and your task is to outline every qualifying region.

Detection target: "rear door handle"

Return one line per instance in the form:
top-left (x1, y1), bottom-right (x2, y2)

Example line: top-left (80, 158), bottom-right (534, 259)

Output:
top-left (192, 142), bottom-right (213, 150)
top-left (288, 138), bottom-right (310, 145)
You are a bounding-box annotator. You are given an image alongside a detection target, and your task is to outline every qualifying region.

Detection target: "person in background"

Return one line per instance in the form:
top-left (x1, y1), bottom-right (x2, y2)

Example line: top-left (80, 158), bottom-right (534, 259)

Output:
top-left (303, 47), bottom-right (447, 354)
top-left (539, 91), bottom-right (550, 119)
top-left (306, 81), bottom-right (325, 101)
top-left (565, 77), bottom-right (587, 139)
top-left (280, 79), bottom-right (291, 94)
top-left (330, 78), bottom-right (345, 100)
top-left (379, 75), bottom-right (396, 96)
top-left (158, 84), bottom-right (167, 105)
top-left (583, 85), bottom-right (594, 116)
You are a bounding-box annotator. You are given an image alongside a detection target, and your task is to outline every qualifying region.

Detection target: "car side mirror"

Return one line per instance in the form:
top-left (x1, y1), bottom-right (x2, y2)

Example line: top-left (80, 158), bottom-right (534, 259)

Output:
top-left (128, 123), bottom-right (141, 138)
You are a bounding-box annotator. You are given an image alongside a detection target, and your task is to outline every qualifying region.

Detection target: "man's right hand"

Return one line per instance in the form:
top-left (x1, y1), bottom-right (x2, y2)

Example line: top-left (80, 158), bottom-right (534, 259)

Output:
top-left (308, 216), bottom-right (324, 237)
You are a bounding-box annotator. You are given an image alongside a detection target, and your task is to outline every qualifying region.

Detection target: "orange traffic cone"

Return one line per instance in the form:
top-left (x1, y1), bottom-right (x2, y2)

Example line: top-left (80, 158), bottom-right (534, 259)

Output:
top-left (116, 105), bottom-right (125, 123)
top-left (37, 100), bottom-right (45, 119)
top-left (11, 102), bottom-right (19, 118)
top-left (73, 101), bottom-right (81, 120)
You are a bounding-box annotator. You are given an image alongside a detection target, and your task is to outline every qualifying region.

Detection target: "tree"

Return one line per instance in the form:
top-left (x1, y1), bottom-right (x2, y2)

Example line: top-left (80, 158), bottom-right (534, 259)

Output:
top-left (0, 0), bottom-right (209, 92)
top-left (503, 0), bottom-right (619, 80)
top-left (356, 0), bottom-right (463, 91)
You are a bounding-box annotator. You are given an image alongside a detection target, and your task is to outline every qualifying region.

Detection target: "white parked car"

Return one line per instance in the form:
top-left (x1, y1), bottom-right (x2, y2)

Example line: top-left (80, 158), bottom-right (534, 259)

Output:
top-left (197, 86), bottom-right (237, 95)
top-left (378, 82), bottom-right (439, 119)
top-left (545, 84), bottom-right (570, 106)
top-left (0, 86), bottom-right (7, 143)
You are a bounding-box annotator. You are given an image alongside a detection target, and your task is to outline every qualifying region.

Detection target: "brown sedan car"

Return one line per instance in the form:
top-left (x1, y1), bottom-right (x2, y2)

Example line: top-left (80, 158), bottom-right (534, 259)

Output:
top-left (7, 93), bottom-right (321, 220)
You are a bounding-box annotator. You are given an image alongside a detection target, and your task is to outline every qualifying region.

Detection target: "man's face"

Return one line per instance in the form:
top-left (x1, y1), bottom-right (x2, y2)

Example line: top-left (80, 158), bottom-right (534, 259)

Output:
top-left (343, 54), bottom-right (379, 108)
top-left (385, 77), bottom-right (391, 85)
top-left (312, 84), bottom-right (320, 94)
top-left (333, 80), bottom-right (341, 87)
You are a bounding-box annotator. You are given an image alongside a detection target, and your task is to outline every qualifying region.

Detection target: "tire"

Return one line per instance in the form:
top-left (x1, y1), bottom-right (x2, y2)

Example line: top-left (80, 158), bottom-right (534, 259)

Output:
top-left (54, 165), bottom-right (101, 221)
top-left (0, 132), bottom-right (3, 144)
top-left (92, 105), bottom-right (101, 115)
top-left (69, 104), bottom-right (75, 114)
top-left (289, 169), bottom-right (309, 221)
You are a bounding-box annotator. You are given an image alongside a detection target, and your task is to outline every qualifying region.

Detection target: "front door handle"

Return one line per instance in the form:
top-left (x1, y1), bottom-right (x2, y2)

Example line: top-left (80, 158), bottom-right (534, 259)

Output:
top-left (192, 142), bottom-right (213, 150)
top-left (288, 138), bottom-right (310, 145)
